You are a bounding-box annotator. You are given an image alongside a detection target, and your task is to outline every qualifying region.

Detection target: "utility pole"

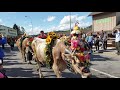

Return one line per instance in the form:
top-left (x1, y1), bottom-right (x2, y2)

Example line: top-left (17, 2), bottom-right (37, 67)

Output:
top-left (70, 12), bottom-right (71, 34)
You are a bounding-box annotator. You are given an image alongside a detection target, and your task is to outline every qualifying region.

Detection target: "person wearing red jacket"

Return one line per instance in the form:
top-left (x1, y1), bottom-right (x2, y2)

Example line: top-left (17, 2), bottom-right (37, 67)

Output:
top-left (38, 31), bottom-right (47, 39)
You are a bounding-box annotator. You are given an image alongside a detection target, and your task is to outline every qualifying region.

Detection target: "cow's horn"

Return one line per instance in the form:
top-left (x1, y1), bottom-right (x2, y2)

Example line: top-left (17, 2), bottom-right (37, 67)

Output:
top-left (65, 49), bottom-right (71, 54)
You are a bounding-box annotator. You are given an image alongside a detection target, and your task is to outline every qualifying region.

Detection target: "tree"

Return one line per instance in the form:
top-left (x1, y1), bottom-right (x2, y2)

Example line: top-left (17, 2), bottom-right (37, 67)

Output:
top-left (13, 24), bottom-right (21, 35)
top-left (20, 27), bottom-right (25, 33)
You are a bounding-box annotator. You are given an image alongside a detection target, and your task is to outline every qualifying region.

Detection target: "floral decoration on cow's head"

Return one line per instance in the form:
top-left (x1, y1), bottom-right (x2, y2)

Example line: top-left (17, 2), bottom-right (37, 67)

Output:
top-left (46, 32), bottom-right (58, 44)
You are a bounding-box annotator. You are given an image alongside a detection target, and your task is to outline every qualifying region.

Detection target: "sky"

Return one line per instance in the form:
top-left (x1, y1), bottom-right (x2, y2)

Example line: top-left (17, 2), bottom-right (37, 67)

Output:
top-left (0, 12), bottom-right (92, 35)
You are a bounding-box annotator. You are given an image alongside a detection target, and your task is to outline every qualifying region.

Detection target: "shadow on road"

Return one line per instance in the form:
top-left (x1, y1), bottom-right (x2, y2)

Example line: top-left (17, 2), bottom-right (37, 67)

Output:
top-left (5, 54), bottom-right (17, 57)
top-left (3, 58), bottom-right (20, 61)
top-left (62, 72), bottom-right (80, 78)
top-left (5, 67), bottom-right (38, 78)
top-left (4, 61), bottom-right (25, 66)
top-left (90, 54), bottom-right (118, 62)
top-left (91, 75), bottom-right (99, 78)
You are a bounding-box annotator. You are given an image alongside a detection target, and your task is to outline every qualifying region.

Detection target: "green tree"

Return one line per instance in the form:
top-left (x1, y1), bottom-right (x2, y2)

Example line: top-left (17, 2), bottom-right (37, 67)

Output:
top-left (13, 24), bottom-right (21, 35)
top-left (20, 27), bottom-right (26, 34)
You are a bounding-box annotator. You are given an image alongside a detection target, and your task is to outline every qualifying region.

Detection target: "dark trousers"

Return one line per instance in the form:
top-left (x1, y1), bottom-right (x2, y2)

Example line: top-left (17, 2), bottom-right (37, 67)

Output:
top-left (88, 42), bottom-right (93, 49)
top-left (103, 40), bottom-right (107, 50)
top-left (10, 44), bottom-right (14, 50)
top-left (115, 42), bottom-right (120, 53)
top-left (2, 44), bottom-right (4, 49)
top-left (95, 42), bottom-right (99, 51)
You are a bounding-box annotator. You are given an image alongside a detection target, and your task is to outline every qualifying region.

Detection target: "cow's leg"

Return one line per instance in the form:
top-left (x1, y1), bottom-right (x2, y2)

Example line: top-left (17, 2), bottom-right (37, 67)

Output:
top-left (26, 47), bottom-right (32, 64)
top-left (52, 61), bottom-right (62, 78)
top-left (21, 50), bottom-right (25, 62)
top-left (23, 48), bottom-right (27, 62)
top-left (37, 61), bottom-right (44, 78)
top-left (22, 50), bottom-right (26, 62)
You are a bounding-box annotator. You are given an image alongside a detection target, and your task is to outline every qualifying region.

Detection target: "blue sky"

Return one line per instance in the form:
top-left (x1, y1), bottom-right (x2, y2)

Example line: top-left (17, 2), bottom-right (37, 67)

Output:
top-left (0, 12), bottom-right (92, 35)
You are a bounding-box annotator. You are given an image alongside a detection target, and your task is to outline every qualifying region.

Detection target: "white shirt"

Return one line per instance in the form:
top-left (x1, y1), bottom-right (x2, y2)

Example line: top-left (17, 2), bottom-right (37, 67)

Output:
top-left (113, 31), bottom-right (120, 42)
top-left (103, 33), bottom-right (108, 41)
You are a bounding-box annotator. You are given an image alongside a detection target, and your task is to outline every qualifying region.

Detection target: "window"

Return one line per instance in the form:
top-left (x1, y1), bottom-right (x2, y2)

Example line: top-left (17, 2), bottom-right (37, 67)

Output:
top-left (96, 18), bottom-right (111, 24)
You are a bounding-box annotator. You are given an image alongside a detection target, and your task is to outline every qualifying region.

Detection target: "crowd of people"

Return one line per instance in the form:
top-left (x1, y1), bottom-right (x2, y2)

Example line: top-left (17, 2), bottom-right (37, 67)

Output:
top-left (85, 30), bottom-right (108, 53)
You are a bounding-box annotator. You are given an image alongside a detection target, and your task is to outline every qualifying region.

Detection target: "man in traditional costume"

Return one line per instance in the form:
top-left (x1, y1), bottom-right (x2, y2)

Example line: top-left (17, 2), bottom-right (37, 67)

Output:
top-left (38, 31), bottom-right (47, 39)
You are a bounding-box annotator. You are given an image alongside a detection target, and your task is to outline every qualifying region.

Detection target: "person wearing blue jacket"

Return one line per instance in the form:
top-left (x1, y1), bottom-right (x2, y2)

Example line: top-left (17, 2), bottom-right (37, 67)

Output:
top-left (0, 33), bottom-right (7, 64)
top-left (85, 32), bottom-right (94, 54)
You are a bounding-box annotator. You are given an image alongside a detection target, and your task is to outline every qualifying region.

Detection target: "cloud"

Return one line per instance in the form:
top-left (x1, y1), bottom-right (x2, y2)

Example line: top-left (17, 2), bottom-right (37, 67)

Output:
top-left (47, 16), bottom-right (56, 22)
top-left (28, 24), bottom-right (32, 27)
top-left (25, 14), bottom-right (91, 35)
top-left (0, 19), bottom-right (5, 25)
top-left (60, 15), bottom-right (77, 25)
top-left (26, 26), bottom-right (43, 35)
top-left (0, 19), bottom-right (2, 23)
top-left (57, 14), bottom-right (91, 31)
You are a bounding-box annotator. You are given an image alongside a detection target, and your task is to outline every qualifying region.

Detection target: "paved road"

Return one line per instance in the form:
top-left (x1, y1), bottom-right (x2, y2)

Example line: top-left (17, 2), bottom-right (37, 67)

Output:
top-left (3, 45), bottom-right (120, 78)
top-left (90, 48), bottom-right (120, 78)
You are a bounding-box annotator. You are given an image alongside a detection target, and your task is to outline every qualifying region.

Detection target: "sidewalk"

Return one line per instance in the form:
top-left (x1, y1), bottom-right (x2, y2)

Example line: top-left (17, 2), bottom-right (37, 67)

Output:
top-left (92, 47), bottom-right (120, 61)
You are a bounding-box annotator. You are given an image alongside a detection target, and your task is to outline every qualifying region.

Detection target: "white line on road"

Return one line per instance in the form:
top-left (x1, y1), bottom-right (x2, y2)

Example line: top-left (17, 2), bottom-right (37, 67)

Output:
top-left (90, 68), bottom-right (120, 78)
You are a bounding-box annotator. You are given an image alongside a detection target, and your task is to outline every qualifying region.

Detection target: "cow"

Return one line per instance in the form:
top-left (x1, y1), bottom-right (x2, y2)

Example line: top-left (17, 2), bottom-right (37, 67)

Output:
top-left (31, 37), bottom-right (91, 78)
top-left (16, 36), bottom-right (33, 64)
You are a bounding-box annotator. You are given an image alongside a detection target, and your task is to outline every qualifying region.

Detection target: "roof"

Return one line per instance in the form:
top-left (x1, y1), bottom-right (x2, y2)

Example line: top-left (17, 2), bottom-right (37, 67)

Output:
top-left (113, 24), bottom-right (120, 30)
top-left (88, 12), bottom-right (104, 16)
top-left (0, 25), bottom-right (14, 30)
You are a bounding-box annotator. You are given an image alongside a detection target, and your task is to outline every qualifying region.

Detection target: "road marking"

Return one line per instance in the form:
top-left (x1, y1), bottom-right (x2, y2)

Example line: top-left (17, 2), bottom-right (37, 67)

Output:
top-left (90, 68), bottom-right (120, 78)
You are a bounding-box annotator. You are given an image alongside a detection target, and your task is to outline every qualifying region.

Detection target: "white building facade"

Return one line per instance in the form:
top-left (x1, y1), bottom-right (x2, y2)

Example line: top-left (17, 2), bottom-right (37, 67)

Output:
top-left (0, 25), bottom-right (17, 37)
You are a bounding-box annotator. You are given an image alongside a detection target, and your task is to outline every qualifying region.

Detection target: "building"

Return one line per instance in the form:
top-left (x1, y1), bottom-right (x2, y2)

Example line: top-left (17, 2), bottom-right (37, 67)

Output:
top-left (0, 25), bottom-right (17, 37)
top-left (89, 12), bottom-right (120, 47)
top-left (89, 12), bottom-right (120, 33)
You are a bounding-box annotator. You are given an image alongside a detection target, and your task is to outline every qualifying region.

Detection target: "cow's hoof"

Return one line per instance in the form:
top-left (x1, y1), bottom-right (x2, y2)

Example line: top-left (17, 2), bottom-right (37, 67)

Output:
top-left (37, 69), bottom-right (39, 71)
top-left (28, 62), bottom-right (32, 64)
top-left (41, 76), bottom-right (44, 78)
top-left (24, 60), bottom-right (27, 62)
top-left (40, 75), bottom-right (44, 78)
top-left (87, 74), bottom-right (92, 78)
top-left (81, 75), bottom-right (87, 78)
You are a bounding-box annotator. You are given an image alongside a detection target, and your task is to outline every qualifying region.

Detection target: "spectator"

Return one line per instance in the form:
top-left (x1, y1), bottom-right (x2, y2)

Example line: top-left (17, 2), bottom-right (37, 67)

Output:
top-left (94, 32), bottom-right (100, 51)
top-left (0, 33), bottom-right (7, 67)
top-left (0, 34), bottom-right (6, 50)
top-left (86, 32), bottom-right (94, 54)
top-left (100, 30), bottom-right (104, 39)
top-left (100, 30), bottom-right (104, 49)
top-left (103, 31), bottom-right (108, 50)
top-left (8, 37), bottom-right (15, 51)
top-left (82, 31), bottom-right (86, 41)
top-left (112, 29), bottom-right (120, 55)
top-left (11, 37), bottom-right (15, 50)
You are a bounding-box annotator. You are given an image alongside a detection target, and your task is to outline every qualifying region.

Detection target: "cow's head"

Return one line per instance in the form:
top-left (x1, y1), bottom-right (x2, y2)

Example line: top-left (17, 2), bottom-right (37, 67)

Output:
top-left (63, 49), bottom-right (91, 78)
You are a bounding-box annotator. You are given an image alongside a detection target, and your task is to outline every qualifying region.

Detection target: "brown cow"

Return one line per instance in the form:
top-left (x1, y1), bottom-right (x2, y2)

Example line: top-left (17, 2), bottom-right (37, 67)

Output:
top-left (16, 36), bottom-right (33, 64)
top-left (32, 38), bottom-right (91, 78)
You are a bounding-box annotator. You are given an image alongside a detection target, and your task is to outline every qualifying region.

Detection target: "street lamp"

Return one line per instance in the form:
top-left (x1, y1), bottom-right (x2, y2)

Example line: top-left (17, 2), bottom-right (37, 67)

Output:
top-left (70, 12), bottom-right (72, 34)
top-left (25, 16), bottom-right (33, 33)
